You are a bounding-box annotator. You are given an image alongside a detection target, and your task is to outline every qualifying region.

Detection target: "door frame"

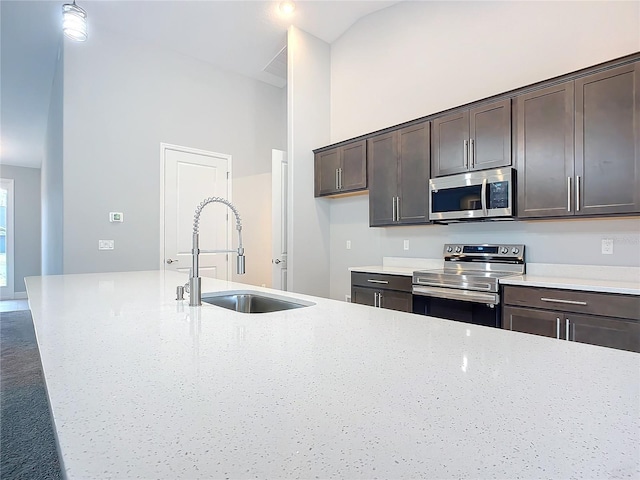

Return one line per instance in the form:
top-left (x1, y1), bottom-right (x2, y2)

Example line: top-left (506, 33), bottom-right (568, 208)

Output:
top-left (0, 178), bottom-right (14, 299)
top-left (159, 143), bottom-right (233, 279)
top-left (271, 149), bottom-right (287, 290)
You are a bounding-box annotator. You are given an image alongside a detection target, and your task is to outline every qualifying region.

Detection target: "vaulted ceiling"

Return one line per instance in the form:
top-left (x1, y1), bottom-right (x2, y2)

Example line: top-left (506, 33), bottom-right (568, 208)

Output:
top-left (0, 0), bottom-right (398, 168)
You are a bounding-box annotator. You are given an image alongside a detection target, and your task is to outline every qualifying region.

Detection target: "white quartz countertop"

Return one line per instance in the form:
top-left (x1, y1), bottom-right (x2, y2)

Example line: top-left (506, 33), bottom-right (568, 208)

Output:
top-left (348, 265), bottom-right (417, 276)
top-left (25, 271), bottom-right (639, 479)
top-left (499, 264), bottom-right (640, 295)
top-left (499, 274), bottom-right (640, 295)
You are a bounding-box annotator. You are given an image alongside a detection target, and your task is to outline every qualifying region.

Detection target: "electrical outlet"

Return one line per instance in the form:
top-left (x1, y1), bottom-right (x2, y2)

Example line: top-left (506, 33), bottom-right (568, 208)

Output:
top-left (98, 240), bottom-right (114, 250)
top-left (403, 240), bottom-right (409, 251)
top-left (346, 240), bottom-right (351, 250)
top-left (601, 238), bottom-right (614, 255)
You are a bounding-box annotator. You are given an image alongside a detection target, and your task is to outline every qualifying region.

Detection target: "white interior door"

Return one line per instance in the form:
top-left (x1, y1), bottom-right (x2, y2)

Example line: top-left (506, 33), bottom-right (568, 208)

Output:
top-left (0, 178), bottom-right (14, 299)
top-left (162, 144), bottom-right (231, 281)
top-left (271, 149), bottom-right (288, 290)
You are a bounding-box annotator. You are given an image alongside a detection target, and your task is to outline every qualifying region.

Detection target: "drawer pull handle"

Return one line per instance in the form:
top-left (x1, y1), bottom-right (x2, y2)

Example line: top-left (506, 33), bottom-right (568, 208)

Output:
top-left (540, 297), bottom-right (587, 306)
top-left (367, 279), bottom-right (389, 284)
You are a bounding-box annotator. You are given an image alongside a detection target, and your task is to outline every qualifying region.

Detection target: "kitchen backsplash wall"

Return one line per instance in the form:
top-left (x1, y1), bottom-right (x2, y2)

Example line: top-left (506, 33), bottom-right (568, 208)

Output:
top-left (330, 196), bottom-right (640, 301)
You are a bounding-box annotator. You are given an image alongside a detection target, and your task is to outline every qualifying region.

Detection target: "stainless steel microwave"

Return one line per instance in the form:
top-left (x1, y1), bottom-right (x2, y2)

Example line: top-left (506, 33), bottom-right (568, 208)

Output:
top-left (429, 168), bottom-right (514, 222)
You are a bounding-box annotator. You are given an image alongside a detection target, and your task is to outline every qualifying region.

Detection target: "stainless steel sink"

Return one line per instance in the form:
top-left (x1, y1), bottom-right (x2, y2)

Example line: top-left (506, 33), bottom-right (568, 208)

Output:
top-left (201, 290), bottom-right (314, 313)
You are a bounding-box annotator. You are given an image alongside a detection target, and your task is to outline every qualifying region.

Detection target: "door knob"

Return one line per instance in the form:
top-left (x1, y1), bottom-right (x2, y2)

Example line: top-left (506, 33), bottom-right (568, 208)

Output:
top-left (274, 259), bottom-right (281, 264)
top-left (166, 259), bottom-right (178, 264)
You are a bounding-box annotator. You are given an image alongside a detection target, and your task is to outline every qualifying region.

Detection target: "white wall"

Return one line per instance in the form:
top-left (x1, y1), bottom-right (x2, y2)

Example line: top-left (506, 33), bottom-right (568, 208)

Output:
top-left (327, 1), bottom-right (640, 300)
top-left (62, 25), bottom-right (285, 277)
top-left (42, 43), bottom-right (64, 276)
top-left (286, 26), bottom-right (331, 297)
top-left (0, 165), bottom-right (42, 292)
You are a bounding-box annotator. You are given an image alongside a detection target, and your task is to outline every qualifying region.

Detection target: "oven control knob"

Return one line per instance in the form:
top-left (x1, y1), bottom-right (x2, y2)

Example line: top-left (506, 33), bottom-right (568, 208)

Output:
top-left (501, 247), bottom-right (508, 254)
top-left (446, 246), bottom-right (453, 253)
top-left (512, 247), bottom-right (520, 254)
top-left (455, 246), bottom-right (462, 253)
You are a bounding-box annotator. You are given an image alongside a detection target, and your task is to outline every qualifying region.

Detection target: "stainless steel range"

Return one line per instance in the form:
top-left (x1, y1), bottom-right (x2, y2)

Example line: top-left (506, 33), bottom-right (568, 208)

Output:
top-left (412, 244), bottom-right (525, 327)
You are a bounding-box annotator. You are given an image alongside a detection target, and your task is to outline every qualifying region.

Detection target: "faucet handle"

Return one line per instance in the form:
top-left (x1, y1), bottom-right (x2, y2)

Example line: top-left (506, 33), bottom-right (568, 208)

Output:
top-left (176, 285), bottom-right (185, 301)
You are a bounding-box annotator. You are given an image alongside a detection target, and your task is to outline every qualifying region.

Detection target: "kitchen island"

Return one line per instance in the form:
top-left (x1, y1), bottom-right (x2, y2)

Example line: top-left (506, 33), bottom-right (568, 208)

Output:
top-left (25, 271), bottom-right (639, 479)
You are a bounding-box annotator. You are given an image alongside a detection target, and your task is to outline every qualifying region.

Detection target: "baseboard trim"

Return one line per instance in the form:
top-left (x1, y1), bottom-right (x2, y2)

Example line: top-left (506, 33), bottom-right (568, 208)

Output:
top-left (0, 292), bottom-right (27, 300)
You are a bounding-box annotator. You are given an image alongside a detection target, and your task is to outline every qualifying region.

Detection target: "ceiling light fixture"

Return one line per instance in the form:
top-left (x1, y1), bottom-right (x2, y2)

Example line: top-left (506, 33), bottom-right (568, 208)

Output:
top-left (279, 1), bottom-right (296, 16)
top-left (62, 1), bottom-right (88, 42)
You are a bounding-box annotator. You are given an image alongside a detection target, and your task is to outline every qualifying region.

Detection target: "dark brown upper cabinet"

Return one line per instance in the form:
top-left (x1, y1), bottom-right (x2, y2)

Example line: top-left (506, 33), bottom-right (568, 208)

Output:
top-left (432, 99), bottom-right (511, 177)
top-left (575, 62), bottom-right (640, 215)
top-left (516, 81), bottom-right (575, 218)
top-left (517, 61), bottom-right (640, 218)
top-left (368, 122), bottom-right (431, 226)
top-left (314, 140), bottom-right (367, 197)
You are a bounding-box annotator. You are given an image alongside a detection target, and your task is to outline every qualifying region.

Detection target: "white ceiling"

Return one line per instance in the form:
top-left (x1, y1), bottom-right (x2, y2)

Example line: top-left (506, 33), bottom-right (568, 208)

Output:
top-left (0, 0), bottom-right (398, 168)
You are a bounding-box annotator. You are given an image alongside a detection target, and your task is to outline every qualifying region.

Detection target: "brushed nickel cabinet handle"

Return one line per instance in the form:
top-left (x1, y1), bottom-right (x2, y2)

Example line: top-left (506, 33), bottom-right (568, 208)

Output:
top-left (335, 168), bottom-right (339, 190)
top-left (166, 259), bottom-right (179, 264)
top-left (556, 318), bottom-right (560, 339)
top-left (392, 197), bottom-right (397, 222)
top-left (576, 176), bottom-right (581, 211)
top-left (378, 292), bottom-right (383, 308)
top-left (470, 139), bottom-right (475, 168)
top-left (396, 196), bottom-right (401, 221)
top-left (373, 292), bottom-right (378, 308)
top-left (541, 297), bottom-right (587, 306)
top-left (464, 140), bottom-right (469, 169)
top-left (367, 279), bottom-right (389, 284)
top-left (567, 177), bottom-right (571, 212)
top-left (566, 319), bottom-right (571, 341)
top-left (339, 168), bottom-right (343, 189)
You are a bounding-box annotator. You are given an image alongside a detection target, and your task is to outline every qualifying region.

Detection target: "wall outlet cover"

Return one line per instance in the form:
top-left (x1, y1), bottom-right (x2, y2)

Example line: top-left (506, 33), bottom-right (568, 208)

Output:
top-left (346, 240), bottom-right (351, 250)
top-left (403, 240), bottom-right (409, 251)
top-left (601, 238), bottom-right (614, 255)
top-left (98, 240), bottom-right (115, 250)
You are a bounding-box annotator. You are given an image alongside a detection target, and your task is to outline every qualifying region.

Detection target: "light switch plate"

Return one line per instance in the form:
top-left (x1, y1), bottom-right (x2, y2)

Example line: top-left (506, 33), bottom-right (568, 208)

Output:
top-left (403, 240), bottom-right (409, 251)
top-left (346, 240), bottom-right (351, 250)
top-left (109, 212), bottom-right (123, 223)
top-left (601, 238), bottom-right (614, 255)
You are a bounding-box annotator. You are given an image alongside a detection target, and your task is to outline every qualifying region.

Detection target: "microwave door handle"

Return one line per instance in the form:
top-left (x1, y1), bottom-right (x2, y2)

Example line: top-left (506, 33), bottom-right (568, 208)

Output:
top-left (481, 178), bottom-right (488, 215)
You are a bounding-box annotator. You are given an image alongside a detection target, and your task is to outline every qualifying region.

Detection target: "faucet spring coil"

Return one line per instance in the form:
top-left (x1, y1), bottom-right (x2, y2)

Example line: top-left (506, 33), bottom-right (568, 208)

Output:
top-left (192, 196), bottom-right (242, 235)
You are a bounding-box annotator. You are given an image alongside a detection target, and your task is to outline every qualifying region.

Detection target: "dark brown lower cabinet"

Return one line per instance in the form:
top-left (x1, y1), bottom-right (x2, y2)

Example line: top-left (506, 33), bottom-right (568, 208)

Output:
top-left (568, 314), bottom-right (640, 353)
top-left (351, 272), bottom-right (413, 313)
top-left (503, 306), bottom-right (563, 339)
top-left (503, 286), bottom-right (640, 353)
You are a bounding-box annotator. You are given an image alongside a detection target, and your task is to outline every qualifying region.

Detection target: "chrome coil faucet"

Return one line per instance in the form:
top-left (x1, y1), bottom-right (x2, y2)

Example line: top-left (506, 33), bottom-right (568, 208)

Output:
top-left (188, 197), bottom-right (245, 306)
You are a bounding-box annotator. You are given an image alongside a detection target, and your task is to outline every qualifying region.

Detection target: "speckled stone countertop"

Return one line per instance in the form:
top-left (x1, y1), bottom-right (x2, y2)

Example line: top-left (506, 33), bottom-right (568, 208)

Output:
top-left (25, 271), bottom-right (639, 479)
top-left (500, 263), bottom-right (640, 295)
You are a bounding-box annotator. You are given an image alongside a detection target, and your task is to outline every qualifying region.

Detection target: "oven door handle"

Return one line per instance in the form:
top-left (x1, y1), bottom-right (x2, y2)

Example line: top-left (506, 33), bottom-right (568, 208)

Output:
top-left (412, 285), bottom-right (499, 305)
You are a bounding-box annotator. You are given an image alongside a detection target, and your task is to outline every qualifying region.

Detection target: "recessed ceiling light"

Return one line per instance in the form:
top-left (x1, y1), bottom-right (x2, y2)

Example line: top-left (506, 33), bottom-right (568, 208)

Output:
top-left (279, 1), bottom-right (296, 16)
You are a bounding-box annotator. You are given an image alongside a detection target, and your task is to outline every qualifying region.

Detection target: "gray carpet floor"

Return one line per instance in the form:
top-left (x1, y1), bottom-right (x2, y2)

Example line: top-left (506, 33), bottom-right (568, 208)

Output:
top-left (1, 310), bottom-right (62, 479)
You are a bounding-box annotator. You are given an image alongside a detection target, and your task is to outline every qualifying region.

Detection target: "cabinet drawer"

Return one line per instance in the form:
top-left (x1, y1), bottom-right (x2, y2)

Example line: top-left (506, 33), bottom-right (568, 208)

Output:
top-left (503, 286), bottom-right (640, 320)
top-left (351, 272), bottom-right (412, 292)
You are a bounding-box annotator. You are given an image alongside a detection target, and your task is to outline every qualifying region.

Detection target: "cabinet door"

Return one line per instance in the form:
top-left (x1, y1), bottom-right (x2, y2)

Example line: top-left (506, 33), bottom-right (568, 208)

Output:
top-left (340, 140), bottom-right (367, 192)
top-left (397, 122), bottom-right (430, 225)
top-left (503, 306), bottom-right (563, 339)
top-left (432, 110), bottom-right (470, 177)
top-left (469, 99), bottom-right (512, 171)
top-left (315, 148), bottom-right (340, 196)
top-left (351, 286), bottom-right (376, 307)
top-left (575, 62), bottom-right (640, 215)
top-left (567, 314), bottom-right (640, 353)
top-left (379, 290), bottom-right (413, 313)
top-left (516, 82), bottom-right (575, 218)
top-left (368, 132), bottom-right (398, 226)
